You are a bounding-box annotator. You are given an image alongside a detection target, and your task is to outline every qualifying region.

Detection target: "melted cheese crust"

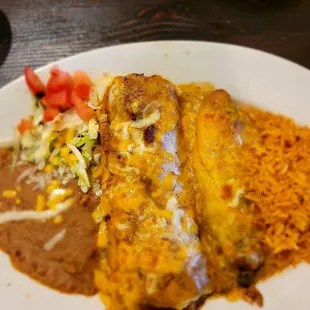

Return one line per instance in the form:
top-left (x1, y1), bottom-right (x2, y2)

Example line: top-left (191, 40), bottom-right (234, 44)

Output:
top-left (97, 75), bottom-right (211, 310)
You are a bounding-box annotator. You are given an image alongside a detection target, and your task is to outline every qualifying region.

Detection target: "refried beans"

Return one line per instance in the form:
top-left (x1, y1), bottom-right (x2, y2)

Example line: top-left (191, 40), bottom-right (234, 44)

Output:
top-left (0, 148), bottom-right (97, 295)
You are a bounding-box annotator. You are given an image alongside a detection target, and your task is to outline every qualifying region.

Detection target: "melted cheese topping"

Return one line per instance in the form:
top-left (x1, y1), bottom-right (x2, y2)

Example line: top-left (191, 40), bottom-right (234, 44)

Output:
top-left (112, 110), bottom-right (160, 140)
top-left (166, 196), bottom-right (179, 211)
top-left (96, 76), bottom-right (212, 309)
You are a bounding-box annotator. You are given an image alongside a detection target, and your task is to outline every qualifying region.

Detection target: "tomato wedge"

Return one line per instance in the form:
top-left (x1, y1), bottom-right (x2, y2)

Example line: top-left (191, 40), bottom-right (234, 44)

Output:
top-left (25, 65), bottom-right (94, 123)
top-left (47, 69), bottom-right (73, 93)
top-left (17, 119), bottom-right (33, 134)
top-left (71, 90), bottom-right (95, 121)
top-left (43, 107), bottom-right (60, 122)
top-left (50, 65), bottom-right (60, 76)
top-left (73, 70), bottom-right (92, 100)
top-left (41, 90), bottom-right (71, 110)
top-left (24, 67), bottom-right (45, 96)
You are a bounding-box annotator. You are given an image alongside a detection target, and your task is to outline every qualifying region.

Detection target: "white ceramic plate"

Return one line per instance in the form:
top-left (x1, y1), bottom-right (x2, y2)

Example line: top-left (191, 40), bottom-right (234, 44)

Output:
top-left (0, 41), bottom-right (310, 310)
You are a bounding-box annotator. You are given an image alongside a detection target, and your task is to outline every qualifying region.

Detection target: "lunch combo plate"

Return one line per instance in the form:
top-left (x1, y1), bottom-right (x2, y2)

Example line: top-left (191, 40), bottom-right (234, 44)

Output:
top-left (0, 41), bottom-right (310, 310)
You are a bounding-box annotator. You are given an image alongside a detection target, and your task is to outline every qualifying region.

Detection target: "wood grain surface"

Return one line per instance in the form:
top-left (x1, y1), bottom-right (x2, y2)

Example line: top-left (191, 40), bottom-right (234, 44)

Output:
top-left (0, 0), bottom-right (309, 87)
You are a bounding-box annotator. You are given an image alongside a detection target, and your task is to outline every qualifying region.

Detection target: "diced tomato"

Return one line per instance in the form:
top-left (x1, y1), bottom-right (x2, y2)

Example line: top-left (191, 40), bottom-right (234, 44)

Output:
top-left (40, 96), bottom-right (48, 107)
top-left (70, 90), bottom-right (95, 121)
top-left (47, 69), bottom-right (73, 93)
top-left (73, 70), bottom-right (92, 100)
top-left (75, 83), bottom-right (91, 100)
top-left (70, 89), bottom-right (84, 106)
top-left (17, 118), bottom-right (33, 134)
top-left (43, 107), bottom-right (60, 122)
top-left (41, 90), bottom-right (71, 110)
top-left (50, 65), bottom-right (60, 76)
top-left (24, 67), bottom-right (45, 96)
top-left (75, 102), bottom-right (96, 121)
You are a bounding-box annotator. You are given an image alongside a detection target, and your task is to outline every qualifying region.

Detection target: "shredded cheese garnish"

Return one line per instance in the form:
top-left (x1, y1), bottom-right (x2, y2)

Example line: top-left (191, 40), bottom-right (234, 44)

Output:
top-left (146, 273), bottom-right (159, 295)
top-left (229, 188), bottom-right (245, 208)
top-left (46, 180), bottom-right (61, 194)
top-left (54, 215), bottom-right (63, 224)
top-left (35, 195), bottom-right (46, 211)
top-left (2, 190), bottom-right (17, 198)
top-left (44, 229), bottom-right (66, 251)
top-left (116, 223), bottom-right (129, 230)
top-left (0, 199), bottom-right (72, 224)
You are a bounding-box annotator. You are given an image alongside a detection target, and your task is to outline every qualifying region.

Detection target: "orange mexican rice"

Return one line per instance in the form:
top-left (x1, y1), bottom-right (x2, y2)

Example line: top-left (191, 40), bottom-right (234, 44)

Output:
top-left (240, 106), bottom-right (310, 278)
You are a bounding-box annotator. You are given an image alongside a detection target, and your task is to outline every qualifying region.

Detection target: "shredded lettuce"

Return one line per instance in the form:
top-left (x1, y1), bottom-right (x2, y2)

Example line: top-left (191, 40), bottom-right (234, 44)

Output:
top-left (67, 143), bottom-right (90, 192)
top-left (11, 129), bottom-right (20, 171)
top-left (82, 139), bottom-right (95, 162)
top-left (34, 125), bottom-right (56, 169)
top-left (16, 98), bottom-right (100, 193)
top-left (67, 143), bottom-right (87, 169)
top-left (49, 148), bottom-right (60, 160)
top-left (56, 108), bottom-right (84, 131)
top-left (88, 118), bottom-right (99, 139)
top-left (70, 134), bottom-right (88, 147)
top-left (20, 130), bottom-right (36, 149)
top-left (70, 130), bottom-right (97, 163)
top-left (69, 163), bottom-right (90, 193)
top-left (32, 102), bottom-right (44, 126)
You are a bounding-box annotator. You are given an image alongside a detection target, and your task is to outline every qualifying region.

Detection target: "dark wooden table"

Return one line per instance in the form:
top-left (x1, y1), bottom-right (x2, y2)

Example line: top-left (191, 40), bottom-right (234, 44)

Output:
top-left (0, 0), bottom-right (309, 87)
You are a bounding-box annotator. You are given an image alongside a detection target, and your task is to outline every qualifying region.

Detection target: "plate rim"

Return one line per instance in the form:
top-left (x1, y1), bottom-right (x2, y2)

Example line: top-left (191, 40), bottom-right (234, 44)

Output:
top-left (1, 40), bottom-right (309, 94)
